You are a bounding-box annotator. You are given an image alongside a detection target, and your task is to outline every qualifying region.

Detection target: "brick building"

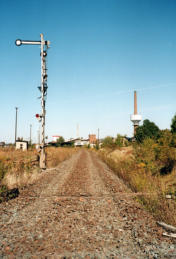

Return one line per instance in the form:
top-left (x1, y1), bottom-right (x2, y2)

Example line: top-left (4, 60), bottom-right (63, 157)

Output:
top-left (89, 134), bottom-right (96, 144)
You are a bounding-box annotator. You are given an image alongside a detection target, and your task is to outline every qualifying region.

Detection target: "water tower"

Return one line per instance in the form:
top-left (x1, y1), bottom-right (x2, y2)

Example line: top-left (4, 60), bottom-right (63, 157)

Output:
top-left (130, 91), bottom-right (142, 136)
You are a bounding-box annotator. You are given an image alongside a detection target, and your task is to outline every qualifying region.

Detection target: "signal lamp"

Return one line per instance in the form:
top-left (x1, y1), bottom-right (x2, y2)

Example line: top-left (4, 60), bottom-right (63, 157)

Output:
top-left (15, 39), bottom-right (22, 46)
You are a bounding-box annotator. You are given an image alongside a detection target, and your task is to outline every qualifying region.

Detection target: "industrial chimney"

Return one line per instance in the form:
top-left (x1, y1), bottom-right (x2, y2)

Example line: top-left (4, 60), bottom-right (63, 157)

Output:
top-left (130, 91), bottom-right (142, 136)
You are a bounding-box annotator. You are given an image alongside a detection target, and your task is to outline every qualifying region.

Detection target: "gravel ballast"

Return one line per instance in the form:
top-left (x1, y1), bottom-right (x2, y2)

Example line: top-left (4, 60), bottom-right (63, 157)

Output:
top-left (0, 149), bottom-right (176, 258)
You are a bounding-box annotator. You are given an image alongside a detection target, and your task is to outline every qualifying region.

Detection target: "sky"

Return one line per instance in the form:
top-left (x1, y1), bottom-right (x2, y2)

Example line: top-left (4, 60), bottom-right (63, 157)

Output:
top-left (0, 0), bottom-right (176, 143)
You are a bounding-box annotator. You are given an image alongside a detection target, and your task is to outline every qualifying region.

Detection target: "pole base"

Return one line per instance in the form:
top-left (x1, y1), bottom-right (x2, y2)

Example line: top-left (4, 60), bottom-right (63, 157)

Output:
top-left (40, 149), bottom-right (46, 169)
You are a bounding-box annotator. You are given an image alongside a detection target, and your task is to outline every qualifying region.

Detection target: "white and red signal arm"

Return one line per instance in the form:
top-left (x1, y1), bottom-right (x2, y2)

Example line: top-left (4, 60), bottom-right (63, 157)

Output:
top-left (35, 114), bottom-right (42, 121)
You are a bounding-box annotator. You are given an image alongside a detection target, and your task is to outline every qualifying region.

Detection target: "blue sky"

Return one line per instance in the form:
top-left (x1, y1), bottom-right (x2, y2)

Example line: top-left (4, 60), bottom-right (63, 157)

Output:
top-left (0, 0), bottom-right (176, 143)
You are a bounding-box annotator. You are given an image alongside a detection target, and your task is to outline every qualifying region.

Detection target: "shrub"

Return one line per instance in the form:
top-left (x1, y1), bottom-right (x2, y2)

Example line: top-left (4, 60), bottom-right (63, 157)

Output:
top-left (133, 138), bottom-right (159, 175)
top-left (135, 119), bottom-right (160, 143)
top-left (99, 146), bottom-right (176, 225)
top-left (0, 161), bottom-right (6, 181)
top-left (171, 114), bottom-right (176, 134)
top-left (102, 136), bottom-right (115, 148)
top-left (115, 134), bottom-right (124, 147)
top-left (56, 136), bottom-right (65, 147)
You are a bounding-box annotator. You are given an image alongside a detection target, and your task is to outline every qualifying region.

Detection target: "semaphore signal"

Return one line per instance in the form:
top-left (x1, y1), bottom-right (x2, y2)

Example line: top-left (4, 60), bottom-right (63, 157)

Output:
top-left (15, 34), bottom-right (50, 169)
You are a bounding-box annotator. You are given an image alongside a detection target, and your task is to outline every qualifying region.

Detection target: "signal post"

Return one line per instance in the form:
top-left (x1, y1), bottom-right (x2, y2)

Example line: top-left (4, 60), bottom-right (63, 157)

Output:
top-left (15, 34), bottom-right (50, 169)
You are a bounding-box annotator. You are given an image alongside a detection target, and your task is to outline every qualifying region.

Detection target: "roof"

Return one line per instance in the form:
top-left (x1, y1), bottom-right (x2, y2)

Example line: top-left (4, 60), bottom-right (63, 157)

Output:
top-left (16, 140), bottom-right (28, 143)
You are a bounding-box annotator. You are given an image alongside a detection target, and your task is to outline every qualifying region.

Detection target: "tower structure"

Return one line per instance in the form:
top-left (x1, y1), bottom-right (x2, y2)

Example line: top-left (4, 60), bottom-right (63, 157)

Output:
top-left (15, 34), bottom-right (50, 169)
top-left (76, 123), bottom-right (79, 139)
top-left (130, 91), bottom-right (142, 136)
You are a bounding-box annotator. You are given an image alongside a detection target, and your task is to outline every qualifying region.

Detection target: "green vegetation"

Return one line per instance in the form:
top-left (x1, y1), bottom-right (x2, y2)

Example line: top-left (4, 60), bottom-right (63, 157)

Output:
top-left (171, 114), bottom-right (176, 134)
top-left (102, 134), bottom-right (128, 148)
top-left (135, 119), bottom-right (160, 143)
top-left (115, 134), bottom-right (128, 147)
top-left (102, 136), bottom-right (114, 148)
top-left (99, 114), bottom-right (176, 225)
top-left (0, 161), bottom-right (6, 181)
top-left (56, 136), bottom-right (65, 147)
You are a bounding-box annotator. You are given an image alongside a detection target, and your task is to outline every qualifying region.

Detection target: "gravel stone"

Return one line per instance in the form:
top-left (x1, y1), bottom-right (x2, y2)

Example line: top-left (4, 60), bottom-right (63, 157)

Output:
top-left (0, 149), bottom-right (175, 258)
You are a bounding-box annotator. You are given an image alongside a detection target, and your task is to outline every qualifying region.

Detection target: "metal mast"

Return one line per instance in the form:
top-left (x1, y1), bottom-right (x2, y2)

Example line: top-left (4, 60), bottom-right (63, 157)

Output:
top-left (15, 34), bottom-right (50, 169)
top-left (15, 107), bottom-right (18, 144)
top-left (98, 128), bottom-right (100, 148)
top-left (40, 33), bottom-right (48, 169)
top-left (30, 124), bottom-right (32, 145)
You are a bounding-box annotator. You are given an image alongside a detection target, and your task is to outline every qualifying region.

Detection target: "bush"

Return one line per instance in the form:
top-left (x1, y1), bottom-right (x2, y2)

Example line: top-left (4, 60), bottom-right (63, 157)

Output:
top-left (171, 114), bottom-right (176, 134)
top-left (115, 134), bottom-right (124, 147)
top-left (134, 135), bottom-right (176, 176)
top-left (158, 129), bottom-right (173, 146)
top-left (0, 161), bottom-right (6, 182)
top-left (99, 145), bottom-right (176, 225)
top-left (56, 136), bottom-right (65, 147)
top-left (135, 119), bottom-right (160, 143)
top-left (102, 136), bottom-right (115, 148)
top-left (134, 138), bottom-right (159, 175)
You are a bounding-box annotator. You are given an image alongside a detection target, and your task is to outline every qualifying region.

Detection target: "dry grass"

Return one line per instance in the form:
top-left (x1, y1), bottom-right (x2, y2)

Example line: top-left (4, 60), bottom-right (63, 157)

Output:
top-left (0, 146), bottom-right (76, 189)
top-left (99, 147), bottom-right (176, 226)
top-left (0, 146), bottom-right (39, 189)
top-left (46, 147), bottom-right (76, 168)
top-left (0, 147), bottom-right (38, 175)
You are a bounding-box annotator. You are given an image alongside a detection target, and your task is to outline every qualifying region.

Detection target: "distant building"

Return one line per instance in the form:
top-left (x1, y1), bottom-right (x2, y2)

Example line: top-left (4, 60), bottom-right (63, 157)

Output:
top-left (89, 134), bottom-right (96, 145)
top-left (0, 142), bottom-right (5, 147)
top-left (59, 137), bottom-right (89, 147)
top-left (16, 140), bottom-right (28, 151)
top-left (62, 135), bottom-right (97, 147)
top-left (52, 136), bottom-right (61, 142)
top-left (49, 134), bottom-right (97, 148)
top-left (74, 138), bottom-right (89, 147)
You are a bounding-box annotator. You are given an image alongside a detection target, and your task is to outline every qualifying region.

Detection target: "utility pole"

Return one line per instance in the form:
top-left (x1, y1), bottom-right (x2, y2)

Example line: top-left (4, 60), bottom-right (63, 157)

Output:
top-left (38, 129), bottom-right (40, 145)
top-left (98, 128), bottom-right (100, 148)
top-left (30, 124), bottom-right (32, 145)
top-left (15, 107), bottom-right (18, 144)
top-left (15, 34), bottom-right (50, 169)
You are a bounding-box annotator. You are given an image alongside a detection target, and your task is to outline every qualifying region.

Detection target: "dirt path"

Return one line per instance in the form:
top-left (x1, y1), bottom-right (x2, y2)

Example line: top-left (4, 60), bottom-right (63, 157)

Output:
top-left (0, 149), bottom-right (176, 258)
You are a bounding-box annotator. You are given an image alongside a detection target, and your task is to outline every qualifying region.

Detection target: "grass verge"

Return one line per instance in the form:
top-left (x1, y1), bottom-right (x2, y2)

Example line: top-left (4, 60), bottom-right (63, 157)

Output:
top-left (99, 147), bottom-right (176, 226)
top-left (46, 147), bottom-right (76, 168)
top-left (0, 146), bottom-right (76, 190)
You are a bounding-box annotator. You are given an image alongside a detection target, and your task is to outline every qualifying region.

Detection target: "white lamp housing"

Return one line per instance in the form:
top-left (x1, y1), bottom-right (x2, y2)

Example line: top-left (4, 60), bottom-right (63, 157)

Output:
top-left (130, 114), bottom-right (142, 126)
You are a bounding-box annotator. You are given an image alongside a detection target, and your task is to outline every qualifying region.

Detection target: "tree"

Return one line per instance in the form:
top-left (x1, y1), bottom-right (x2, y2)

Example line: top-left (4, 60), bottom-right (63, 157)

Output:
top-left (135, 119), bottom-right (160, 143)
top-left (56, 136), bottom-right (65, 147)
top-left (171, 114), bottom-right (176, 134)
top-left (102, 136), bottom-right (114, 148)
top-left (115, 134), bottom-right (124, 147)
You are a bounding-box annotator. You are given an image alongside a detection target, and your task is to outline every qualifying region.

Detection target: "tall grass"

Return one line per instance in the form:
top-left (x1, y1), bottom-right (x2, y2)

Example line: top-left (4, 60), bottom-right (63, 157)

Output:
top-left (99, 146), bottom-right (176, 226)
top-left (0, 147), bottom-right (38, 175)
top-left (46, 147), bottom-right (76, 167)
top-left (0, 146), bottom-right (76, 189)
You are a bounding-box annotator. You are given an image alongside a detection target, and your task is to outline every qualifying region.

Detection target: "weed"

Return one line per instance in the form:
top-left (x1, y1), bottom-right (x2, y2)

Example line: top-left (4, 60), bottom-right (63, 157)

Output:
top-left (99, 146), bottom-right (176, 225)
top-left (46, 147), bottom-right (76, 167)
top-left (0, 161), bottom-right (6, 181)
top-left (0, 146), bottom-right (76, 189)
